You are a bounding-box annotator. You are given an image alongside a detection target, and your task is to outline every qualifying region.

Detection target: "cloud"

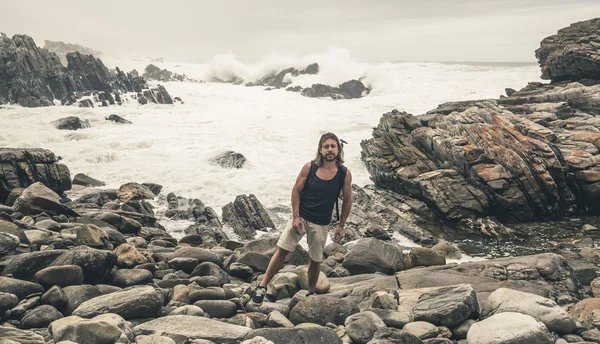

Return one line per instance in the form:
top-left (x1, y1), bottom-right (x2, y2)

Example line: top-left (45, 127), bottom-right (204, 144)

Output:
top-left (1, 0), bottom-right (598, 62)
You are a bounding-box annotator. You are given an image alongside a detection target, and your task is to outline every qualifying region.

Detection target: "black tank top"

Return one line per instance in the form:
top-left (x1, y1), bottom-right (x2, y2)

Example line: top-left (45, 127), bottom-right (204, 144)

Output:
top-left (299, 164), bottom-right (343, 225)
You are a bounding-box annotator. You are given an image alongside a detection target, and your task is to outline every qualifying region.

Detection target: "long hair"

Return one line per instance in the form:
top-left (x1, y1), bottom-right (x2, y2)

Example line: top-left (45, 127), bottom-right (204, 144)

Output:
top-left (313, 132), bottom-right (344, 166)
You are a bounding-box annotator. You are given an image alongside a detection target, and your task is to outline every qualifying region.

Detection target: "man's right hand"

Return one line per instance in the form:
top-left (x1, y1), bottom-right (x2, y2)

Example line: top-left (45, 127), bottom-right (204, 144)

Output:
top-left (292, 216), bottom-right (303, 234)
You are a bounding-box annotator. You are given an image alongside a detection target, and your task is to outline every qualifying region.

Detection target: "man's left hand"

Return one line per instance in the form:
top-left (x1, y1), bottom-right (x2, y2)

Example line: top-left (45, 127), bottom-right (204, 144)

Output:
top-left (333, 225), bottom-right (344, 243)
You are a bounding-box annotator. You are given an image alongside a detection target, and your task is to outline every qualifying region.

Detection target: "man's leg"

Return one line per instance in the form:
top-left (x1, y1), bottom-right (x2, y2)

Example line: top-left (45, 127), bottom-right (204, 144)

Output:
top-left (307, 257), bottom-right (321, 294)
top-left (259, 247), bottom-right (290, 288)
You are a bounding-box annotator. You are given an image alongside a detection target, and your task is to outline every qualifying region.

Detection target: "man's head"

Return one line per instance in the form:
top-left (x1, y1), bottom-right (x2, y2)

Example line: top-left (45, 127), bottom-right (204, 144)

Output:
top-left (314, 132), bottom-right (344, 166)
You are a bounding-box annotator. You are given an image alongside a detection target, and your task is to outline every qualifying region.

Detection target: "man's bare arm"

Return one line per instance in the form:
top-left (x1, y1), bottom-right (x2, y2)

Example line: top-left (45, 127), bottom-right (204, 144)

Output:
top-left (291, 162), bottom-right (312, 219)
top-left (339, 169), bottom-right (353, 228)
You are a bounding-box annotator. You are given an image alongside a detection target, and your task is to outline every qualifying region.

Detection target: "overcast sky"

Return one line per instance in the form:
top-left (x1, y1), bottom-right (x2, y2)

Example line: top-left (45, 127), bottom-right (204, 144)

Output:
top-left (2, 0), bottom-right (600, 63)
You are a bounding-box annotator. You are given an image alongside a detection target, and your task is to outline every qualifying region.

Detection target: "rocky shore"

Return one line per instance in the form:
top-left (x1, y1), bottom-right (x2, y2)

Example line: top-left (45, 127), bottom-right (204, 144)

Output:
top-left (0, 147), bottom-right (599, 344)
top-left (1, 16), bottom-right (600, 344)
top-left (0, 34), bottom-right (175, 108)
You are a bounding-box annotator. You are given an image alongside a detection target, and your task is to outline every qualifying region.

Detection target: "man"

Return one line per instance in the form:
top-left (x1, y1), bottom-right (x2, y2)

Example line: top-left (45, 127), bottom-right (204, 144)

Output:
top-left (251, 132), bottom-right (353, 305)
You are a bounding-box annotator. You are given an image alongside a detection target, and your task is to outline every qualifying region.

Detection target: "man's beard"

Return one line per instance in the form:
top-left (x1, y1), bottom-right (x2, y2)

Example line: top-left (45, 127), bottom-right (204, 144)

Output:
top-left (324, 153), bottom-right (337, 161)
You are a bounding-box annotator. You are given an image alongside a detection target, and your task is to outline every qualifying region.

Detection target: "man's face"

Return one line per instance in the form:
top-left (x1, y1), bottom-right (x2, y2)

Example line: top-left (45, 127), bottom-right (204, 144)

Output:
top-left (321, 138), bottom-right (339, 162)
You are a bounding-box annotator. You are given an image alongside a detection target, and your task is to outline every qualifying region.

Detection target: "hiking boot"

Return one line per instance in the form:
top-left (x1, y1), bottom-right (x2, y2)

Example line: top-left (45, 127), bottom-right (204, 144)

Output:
top-left (251, 286), bottom-right (267, 306)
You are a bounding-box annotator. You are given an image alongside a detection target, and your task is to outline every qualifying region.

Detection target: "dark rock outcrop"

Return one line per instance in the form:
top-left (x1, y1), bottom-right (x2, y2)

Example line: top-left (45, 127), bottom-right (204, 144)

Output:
top-left (209, 151), bottom-right (246, 169)
top-left (301, 79), bottom-right (370, 100)
top-left (52, 116), bottom-right (90, 130)
top-left (255, 63), bottom-right (320, 88)
top-left (222, 194), bottom-right (276, 239)
top-left (0, 148), bottom-right (71, 204)
top-left (0, 33), bottom-right (174, 107)
top-left (105, 114), bottom-right (132, 124)
top-left (535, 18), bottom-right (600, 82)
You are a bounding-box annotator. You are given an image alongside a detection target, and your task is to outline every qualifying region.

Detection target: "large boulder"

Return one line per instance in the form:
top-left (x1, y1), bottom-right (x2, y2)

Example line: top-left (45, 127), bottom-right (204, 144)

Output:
top-left (0, 148), bottom-right (71, 203)
top-left (52, 116), bottom-right (90, 130)
top-left (466, 312), bottom-right (553, 344)
top-left (209, 151), bottom-right (246, 169)
top-left (33, 265), bottom-right (84, 288)
top-left (244, 327), bottom-right (342, 344)
top-left (13, 182), bottom-right (78, 217)
top-left (134, 315), bottom-right (251, 342)
top-left (397, 284), bottom-right (479, 328)
top-left (289, 295), bottom-right (359, 325)
top-left (569, 298), bottom-right (600, 329)
top-left (344, 311), bottom-right (386, 344)
top-left (481, 288), bottom-right (576, 334)
top-left (20, 304), bottom-right (63, 329)
top-left (72, 285), bottom-right (163, 319)
top-left (222, 194), bottom-right (276, 239)
top-left (535, 18), bottom-right (600, 82)
top-left (48, 314), bottom-right (124, 344)
top-left (0, 277), bottom-right (44, 299)
top-left (72, 173), bottom-right (105, 187)
top-left (0, 326), bottom-right (45, 344)
top-left (342, 238), bottom-right (404, 275)
top-left (51, 248), bottom-right (117, 283)
top-left (2, 250), bottom-right (66, 280)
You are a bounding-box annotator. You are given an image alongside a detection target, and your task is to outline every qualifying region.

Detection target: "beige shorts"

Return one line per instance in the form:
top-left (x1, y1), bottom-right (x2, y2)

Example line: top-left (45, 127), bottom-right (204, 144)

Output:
top-left (276, 217), bottom-right (329, 262)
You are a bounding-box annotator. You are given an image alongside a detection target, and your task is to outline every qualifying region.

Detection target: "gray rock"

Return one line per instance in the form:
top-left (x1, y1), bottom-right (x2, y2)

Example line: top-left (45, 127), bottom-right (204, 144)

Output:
top-left (72, 173), bottom-right (105, 187)
top-left (110, 269), bottom-right (154, 287)
top-left (210, 151), bottom-right (246, 169)
top-left (72, 285), bottom-right (163, 319)
top-left (481, 288), bottom-right (576, 334)
top-left (245, 301), bottom-right (290, 318)
top-left (402, 321), bottom-right (439, 340)
top-left (289, 295), bottom-right (359, 325)
top-left (169, 305), bottom-right (205, 316)
top-left (0, 326), bottom-right (45, 344)
top-left (34, 265), bottom-right (84, 288)
top-left (0, 232), bottom-right (20, 256)
top-left (106, 114), bottom-right (132, 124)
top-left (51, 248), bottom-right (117, 283)
top-left (0, 292), bottom-right (19, 314)
top-left (20, 304), bottom-right (63, 329)
top-left (466, 312), bottom-right (553, 344)
top-left (2, 250), bottom-right (67, 280)
top-left (267, 311), bottom-right (294, 328)
top-left (169, 257), bottom-right (199, 273)
top-left (189, 287), bottom-right (226, 302)
top-left (244, 327), bottom-right (341, 344)
top-left (0, 276), bottom-right (44, 299)
top-left (117, 182), bottom-right (155, 202)
top-left (53, 116), bottom-right (90, 130)
top-left (41, 285), bottom-right (68, 310)
top-left (342, 238), bottom-right (404, 275)
top-left (369, 309), bottom-right (412, 329)
top-left (237, 252), bottom-right (270, 273)
top-left (222, 194), bottom-right (276, 239)
top-left (114, 243), bottom-right (149, 268)
top-left (62, 285), bottom-right (103, 315)
top-left (535, 18), bottom-right (600, 82)
top-left (398, 284), bottom-right (478, 328)
top-left (13, 182), bottom-right (78, 217)
top-left (135, 335), bottom-right (177, 344)
top-left (345, 311), bottom-right (386, 344)
top-left (294, 265), bottom-right (330, 293)
top-left (134, 315), bottom-right (251, 342)
top-left (229, 262), bottom-right (254, 280)
top-left (194, 300), bottom-right (237, 318)
top-left (190, 262), bottom-right (230, 286)
top-left (367, 328), bottom-right (423, 344)
top-left (407, 247), bottom-right (446, 268)
top-left (451, 319), bottom-right (476, 340)
top-left (48, 314), bottom-right (123, 344)
top-left (169, 247), bottom-right (222, 267)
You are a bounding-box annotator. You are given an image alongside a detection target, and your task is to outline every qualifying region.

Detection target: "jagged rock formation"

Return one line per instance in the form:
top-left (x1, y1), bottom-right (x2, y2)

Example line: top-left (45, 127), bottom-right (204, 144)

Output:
top-left (301, 79), bottom-right (370, 100)
top-left (360, 18), bottom-right (600, 225)
top-left (0, 148), bottom-right (71, 203)
top-left (142, 64), bottom-right (189, 82)
top-left (535, 18), bottom-right (600, 82)
top-left (0, 33), bottom-right (173, 107)
top-left (222, 194), bottom-right (276, 239)
top-left (209, 151), bottom-right (246, 169)
top-left (52, 116), bottom-right (90, 130)
top-left (43, 40), bottom-right (102, 66)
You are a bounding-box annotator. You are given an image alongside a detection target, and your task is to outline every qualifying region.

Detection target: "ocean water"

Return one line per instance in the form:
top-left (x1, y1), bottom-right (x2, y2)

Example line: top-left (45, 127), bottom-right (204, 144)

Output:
top-left (0, 49), bottom-right (541, 244)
